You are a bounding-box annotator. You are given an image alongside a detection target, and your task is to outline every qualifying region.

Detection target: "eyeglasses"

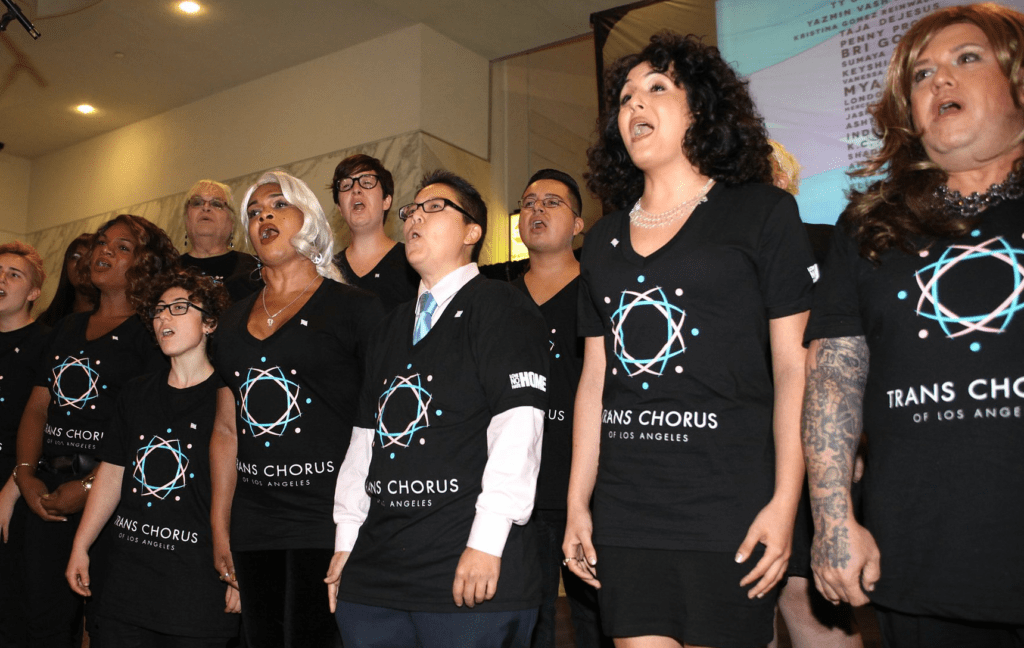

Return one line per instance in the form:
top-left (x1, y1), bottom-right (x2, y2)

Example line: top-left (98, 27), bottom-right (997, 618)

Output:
top-left (398, 198), bottom-right (479, 224)
top-left (187, 196), bottom-right (230, 211)
top-left (336, 174), bottom-right (380, 192)
top-left (519, 196), bottom-right (578, 216)
top-left (149, 301), bottom-right (209, 319)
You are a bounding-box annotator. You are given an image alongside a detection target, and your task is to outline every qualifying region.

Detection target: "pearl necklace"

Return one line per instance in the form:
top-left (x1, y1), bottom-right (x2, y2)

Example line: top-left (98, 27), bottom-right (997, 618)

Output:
top-left (629, 178), bottom-right (715, 228)
top-left (261, 274), bottom-right (319, 328)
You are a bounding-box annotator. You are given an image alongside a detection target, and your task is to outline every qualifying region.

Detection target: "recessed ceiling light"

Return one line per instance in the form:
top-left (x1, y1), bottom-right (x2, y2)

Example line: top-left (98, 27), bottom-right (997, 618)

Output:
top-left (76, 104), bottom-right (96, 114)
top-left (178, 1), bottom-right (200, 14)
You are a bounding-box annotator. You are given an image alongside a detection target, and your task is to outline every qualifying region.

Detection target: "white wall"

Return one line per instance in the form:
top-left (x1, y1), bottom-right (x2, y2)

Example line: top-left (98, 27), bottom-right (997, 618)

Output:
top-left (0, 153), bottom-right (30, 234)
top-left (21, 24), bottom-right (489, 233)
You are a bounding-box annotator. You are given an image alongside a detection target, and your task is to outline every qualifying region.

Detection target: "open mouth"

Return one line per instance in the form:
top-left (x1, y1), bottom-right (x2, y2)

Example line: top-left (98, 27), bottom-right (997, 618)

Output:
top-left (530, 218), bottom-right (546, 231)
top-left (938, 101), bottom-right (961, 116)
top-left (0, 289), bottom-right (6, 297)
top-left (351, 200), bottom-right (365, 212)
top-left (631, 120), bottom-right (653, 139)
top-left (95, 259), bottom-right (111, 270)
top-left (259, 224), bottom-right (279, 243)
top-left (160, 327), bottom-right (174, 338)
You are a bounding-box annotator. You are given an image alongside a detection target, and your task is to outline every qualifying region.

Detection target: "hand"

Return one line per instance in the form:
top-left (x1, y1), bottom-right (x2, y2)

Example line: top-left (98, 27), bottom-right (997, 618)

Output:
top-left (562, 506), bottom-right (600, 588)
top-left (452, 547), bottom-right (500, 608)
top-left (0, 478), bottom-right (19, 542)
top-left (736, 498), bottom-right (794, 599)
top-left (212, 532), bottom-right (237, 590)
top-left (225, 585), bottom-right (241, 614)
top-left (325, 551), bottom-right (350, 613)
top-left (66, 548), bottom-right (92, 596)
top-left (40, 480), bottom-right (88, 517)
top-left (17, 474), bottom-right (66, 522)
top-left (810, 517), bottom-right (880, 607)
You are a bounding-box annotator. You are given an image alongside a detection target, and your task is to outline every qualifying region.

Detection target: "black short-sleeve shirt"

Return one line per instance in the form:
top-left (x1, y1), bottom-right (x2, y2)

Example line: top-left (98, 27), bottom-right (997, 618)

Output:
top-left (37, 313), bottom-right (164, 458)
top-left (215, 279), bottom-right (383, 551)
top-left (804, 198), bottom-right (1024, 624)
top-left (0, 321), bottom-right (49, 473)
top-left (95, 370), bottom-right (239, 638)
top-left (333, 243), bottom-right (419, 312)
top-left (513, 276), bottom-right (583, 510)
top-left (578, 183), bottom-right (816, 551)
top-left (338, 275), bottom-right (548, 612)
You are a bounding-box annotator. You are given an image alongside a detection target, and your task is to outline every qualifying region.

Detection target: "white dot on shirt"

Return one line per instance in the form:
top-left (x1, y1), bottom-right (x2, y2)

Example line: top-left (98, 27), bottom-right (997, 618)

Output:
top-left (919, 329), bottom-right (928, 339)
top-left (675, 288), bottom-right (683, 297)
top-left (611, 368), bottom-right (618, 375)
top-left (419, 438), bottom-right (425, 445)
top-left (187, 444), bottom-right (193, 449)
top-left (291, 369), bottom-right (297, 375)
top-left (675, 366), bottom-right (683, 373)
top-left (919, 250), bottom-right (929, 258)
top-left (427, 375), bottom-right (433, 382)
top-left (604, 297), bottom-right (611, 304)
top-left (295, 428), bottom-right (301, 434)
top-left (551, 328), bottom-right (556, 334)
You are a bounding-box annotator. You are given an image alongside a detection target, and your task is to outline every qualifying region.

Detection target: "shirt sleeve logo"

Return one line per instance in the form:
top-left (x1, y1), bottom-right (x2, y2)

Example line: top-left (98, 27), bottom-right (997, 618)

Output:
top-left (509, 371), bottom-right (547, 392)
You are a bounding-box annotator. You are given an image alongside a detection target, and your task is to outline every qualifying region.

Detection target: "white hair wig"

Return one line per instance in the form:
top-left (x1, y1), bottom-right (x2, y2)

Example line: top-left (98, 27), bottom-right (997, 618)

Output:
top-left (240, 169), bottom-right (343, 283)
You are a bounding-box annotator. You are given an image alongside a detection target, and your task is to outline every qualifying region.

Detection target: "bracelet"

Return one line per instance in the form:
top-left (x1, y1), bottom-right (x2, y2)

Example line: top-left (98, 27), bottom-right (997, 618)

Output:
top-left (81, 474), bottom-right (96, 493)
top-left (11, 462), bottom-right (33, 482)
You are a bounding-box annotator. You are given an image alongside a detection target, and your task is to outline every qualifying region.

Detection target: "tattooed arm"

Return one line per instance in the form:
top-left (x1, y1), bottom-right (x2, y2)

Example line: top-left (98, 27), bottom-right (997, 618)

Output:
top-left (802, 335), bottom-right (880, 606)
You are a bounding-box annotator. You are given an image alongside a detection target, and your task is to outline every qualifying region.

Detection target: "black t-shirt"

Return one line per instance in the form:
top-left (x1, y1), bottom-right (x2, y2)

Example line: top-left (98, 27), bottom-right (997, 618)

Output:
top-left (181, 251), bottom-right (262, 304)
top-left (513, 276), bottom-right (583, 510)
top-left (95, 370), bottom-right (238, 638)
top-left (36, 313), bottom-right (164, 458)
top-left (0, 321), bottom-right (49, 473)
top-left (215, 280), bottom-right (383, 551)
top-left (578, 182), bottom-right (816, 551)
top-left (338, 275), bottom-right (548, 612)
top-left (333, 243), bottom-right (419, 312)
top-left (804, 198), bottom-right (1024, 624)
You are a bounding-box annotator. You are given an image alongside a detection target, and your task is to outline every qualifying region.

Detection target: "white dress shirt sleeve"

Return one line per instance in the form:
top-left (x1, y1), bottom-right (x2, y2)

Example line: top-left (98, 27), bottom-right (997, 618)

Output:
top-left (466, 405), bottom-right (544, 557)
top-left (333, 425), bottom-right (374, 551)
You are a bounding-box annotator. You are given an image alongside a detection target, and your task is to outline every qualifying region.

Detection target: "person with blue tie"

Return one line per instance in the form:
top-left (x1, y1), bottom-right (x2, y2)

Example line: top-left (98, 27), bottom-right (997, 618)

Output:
top-left (327, 169), bottom-right (550, 648)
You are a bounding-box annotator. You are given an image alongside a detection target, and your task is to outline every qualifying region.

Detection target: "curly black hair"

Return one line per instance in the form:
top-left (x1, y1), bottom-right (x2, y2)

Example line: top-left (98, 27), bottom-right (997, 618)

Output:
top-left (79, 215), bottom-right (180, 308)
top-left (140, 267), bottom-right (231, 358)
top-left (586, 31), bottom-right (773, 212)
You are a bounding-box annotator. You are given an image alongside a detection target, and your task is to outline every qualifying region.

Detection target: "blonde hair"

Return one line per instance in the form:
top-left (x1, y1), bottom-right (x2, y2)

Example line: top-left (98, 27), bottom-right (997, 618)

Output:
top-left (0, 240), bottom-right (46, 292)
top-left (769, 140), bottom-right (801, 195)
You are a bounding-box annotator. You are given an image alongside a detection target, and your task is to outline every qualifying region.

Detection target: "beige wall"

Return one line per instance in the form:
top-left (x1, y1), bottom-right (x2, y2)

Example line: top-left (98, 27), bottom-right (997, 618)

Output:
top-left (20, 24), bottom-right (488, 234)
top-left (0, 153), bottom-right (30, 234)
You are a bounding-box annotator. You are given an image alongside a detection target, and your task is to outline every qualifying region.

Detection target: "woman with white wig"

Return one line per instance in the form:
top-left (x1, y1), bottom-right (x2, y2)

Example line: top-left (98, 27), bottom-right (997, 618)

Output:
top-left (210, 170), bottom-right (383, 647)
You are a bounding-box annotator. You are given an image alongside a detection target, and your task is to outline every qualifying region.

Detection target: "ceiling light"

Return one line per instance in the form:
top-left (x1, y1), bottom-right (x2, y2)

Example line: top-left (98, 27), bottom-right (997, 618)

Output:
top-left (178, 1), bottom-right (200, 14)
top-left (76, 104), bottom-right (96, 114)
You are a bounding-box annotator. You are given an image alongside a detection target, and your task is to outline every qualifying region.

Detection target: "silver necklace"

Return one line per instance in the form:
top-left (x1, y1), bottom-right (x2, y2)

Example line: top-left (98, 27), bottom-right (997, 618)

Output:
top-left (936, 170), bottom-right (1024, 218)
top-left (630, 178), bottom-right (715, 228)
top-left (261, 274), bottom-right (319, 328)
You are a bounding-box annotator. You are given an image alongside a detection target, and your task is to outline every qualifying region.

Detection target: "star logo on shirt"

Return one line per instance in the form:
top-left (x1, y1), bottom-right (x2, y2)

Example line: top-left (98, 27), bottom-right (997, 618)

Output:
top-left (611, 238), bottom-right (619, 247)
top-left (374, 273), bottom-right (380, 278)
top-left (190, 422), bottom-right (197, 429)
top-left (112, 336), bottom-right (119, 341)
top-left (301, 319), bottom-right (308, 326)
top-left (13, 347), bottom-right (19, 353)
top-left (455, 311), bottom-right (463, 318)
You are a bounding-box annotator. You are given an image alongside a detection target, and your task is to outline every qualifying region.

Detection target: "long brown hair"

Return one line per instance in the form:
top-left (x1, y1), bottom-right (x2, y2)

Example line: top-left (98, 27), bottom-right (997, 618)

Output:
top-left (846, 3), bottom-right (1024, 263)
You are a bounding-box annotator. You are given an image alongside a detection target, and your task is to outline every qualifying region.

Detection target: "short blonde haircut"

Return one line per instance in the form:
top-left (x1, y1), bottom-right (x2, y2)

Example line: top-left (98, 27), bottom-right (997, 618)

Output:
top-left (0, 240), bottom-right (46, 291)
top-left (769, 140), bottom-right (802, 195)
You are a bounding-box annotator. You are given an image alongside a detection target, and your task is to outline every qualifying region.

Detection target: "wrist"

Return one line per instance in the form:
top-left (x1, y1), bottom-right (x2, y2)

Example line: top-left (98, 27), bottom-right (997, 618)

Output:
top-left (80, 474), bottom-right (95, 493)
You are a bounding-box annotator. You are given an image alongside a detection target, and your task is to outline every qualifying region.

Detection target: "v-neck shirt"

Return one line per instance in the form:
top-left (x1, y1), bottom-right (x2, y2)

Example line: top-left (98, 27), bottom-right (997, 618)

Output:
top-left (578, 182), bottom-right (816, 551)
top-left (215, 279), bottom-right (384, 550)
top-left (334, 243), bottom-right (419, 312)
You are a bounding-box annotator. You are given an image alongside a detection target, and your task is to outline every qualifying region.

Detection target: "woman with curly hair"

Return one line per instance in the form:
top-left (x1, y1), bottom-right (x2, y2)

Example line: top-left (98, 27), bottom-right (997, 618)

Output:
top-left (210, 170), bottom-right (382, 648)
top-left (12, 214), bottom-right (178, 647)
top-left (563, 32), bottom-right (816, 648)
top-left (803, 4), bottom-right (1024, 645)
top-left (66, 268), bottom-right (241, 647)
top-left (36, 233), bottom-right (96, 327)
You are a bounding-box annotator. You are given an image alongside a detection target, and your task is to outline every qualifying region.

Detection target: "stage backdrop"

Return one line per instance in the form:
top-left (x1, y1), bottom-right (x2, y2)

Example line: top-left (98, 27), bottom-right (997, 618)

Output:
top-left (594, 0), bottom-right (1024, 223)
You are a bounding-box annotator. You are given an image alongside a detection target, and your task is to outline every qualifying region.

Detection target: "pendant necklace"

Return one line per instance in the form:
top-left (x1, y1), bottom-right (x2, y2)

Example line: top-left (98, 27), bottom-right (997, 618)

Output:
top-left (261, 274), bottom-right (319, 328)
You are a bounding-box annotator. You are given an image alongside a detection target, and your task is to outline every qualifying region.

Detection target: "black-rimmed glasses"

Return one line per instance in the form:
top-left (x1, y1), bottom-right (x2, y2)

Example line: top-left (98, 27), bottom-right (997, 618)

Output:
top-left (336, 174), bottom-right (380, 192)
top-left (398, 198), bottom-right (479, 224)
top-left (149, 301), bottom-right (209, 319)
top-left (519, 196), bottom-right (578, 216)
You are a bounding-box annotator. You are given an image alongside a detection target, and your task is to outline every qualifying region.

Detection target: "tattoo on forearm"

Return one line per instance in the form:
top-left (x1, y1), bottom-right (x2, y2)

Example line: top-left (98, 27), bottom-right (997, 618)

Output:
top-left (803, 336), bottom-right (868, 569)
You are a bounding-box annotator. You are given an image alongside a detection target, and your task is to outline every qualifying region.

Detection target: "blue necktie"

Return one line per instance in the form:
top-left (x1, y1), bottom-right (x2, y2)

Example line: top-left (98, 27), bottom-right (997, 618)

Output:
top-left (413, 292), bottom-right (437, 344)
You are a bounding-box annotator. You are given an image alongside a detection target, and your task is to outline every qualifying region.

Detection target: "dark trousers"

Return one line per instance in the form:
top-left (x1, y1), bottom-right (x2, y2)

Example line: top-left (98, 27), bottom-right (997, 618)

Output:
top-left (21, 472), bottom-right (86, 648)
top-left (876, 606), bottom-right (1024, 648)
top-left (232, 548), bottom-right (341, 648)
top-left (0, 498), bottom-right (29, 647)
top-left (92, 615), bottom-right (233, 648)
top-left (531, 509), bottom-right (611, 648)
top-left (335, 600), bottom-right (538, 648)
